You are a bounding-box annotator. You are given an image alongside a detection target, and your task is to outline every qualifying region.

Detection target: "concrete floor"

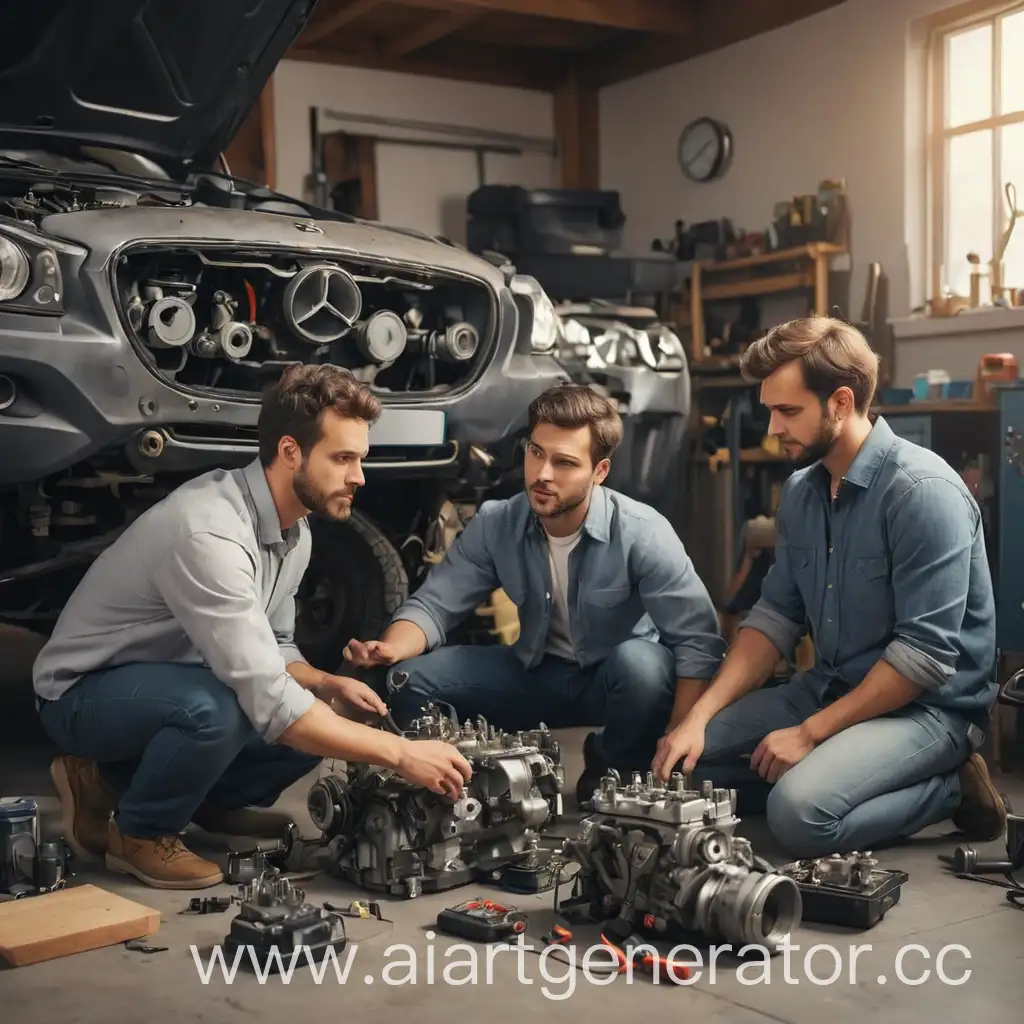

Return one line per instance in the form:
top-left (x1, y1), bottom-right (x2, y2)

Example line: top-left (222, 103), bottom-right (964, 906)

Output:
top-left (2, 625), bottom-right (1023, 1018)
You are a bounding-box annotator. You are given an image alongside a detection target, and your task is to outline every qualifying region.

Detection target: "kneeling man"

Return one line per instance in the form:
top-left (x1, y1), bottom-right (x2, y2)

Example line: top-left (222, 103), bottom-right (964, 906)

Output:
top-left (33, 365), bottom-right (470, 889)
top-left (653, 317), bottom-right (1006, 856)
top-left (345, 383), bottom-right (726, 805)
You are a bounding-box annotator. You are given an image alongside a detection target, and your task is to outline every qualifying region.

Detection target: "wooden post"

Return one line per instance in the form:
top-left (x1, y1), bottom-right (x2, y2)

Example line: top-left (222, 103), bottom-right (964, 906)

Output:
top-left (553, 63), bottom-right (599, 189)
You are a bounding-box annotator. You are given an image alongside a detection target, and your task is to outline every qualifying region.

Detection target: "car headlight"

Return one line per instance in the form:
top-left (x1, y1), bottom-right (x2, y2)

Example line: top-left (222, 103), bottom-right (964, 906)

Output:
top-left (0, 235), bottom-right (30, 302)
top-left (510, 274), bottom-right (561, 353)
top-left (0, 229), bottom-right (65, 314)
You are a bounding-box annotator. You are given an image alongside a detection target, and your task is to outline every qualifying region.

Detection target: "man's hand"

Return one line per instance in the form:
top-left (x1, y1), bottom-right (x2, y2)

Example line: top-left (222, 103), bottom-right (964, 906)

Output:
top-left (322, 675), bottom-right (388, 717)
top-left (395, 740), bottom-right (473, 799)
top-left (343, 639), bottom-right (399, 669)
top-left (652, 719), bottom-right (706, 783)
top-left (749, 725), bottom-right (816, 782)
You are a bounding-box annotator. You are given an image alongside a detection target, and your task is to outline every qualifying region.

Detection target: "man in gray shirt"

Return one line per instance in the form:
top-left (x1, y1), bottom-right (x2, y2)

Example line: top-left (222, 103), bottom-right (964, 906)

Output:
top-left (33, 365), bottom-right (471, 889)
top-left (653, 317), bottom-right (1006, 856)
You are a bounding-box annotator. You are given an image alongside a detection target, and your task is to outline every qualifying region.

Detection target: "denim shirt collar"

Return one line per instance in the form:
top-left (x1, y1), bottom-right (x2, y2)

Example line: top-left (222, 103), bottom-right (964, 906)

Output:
top-left (525, 483), bottom-right (612, 543)
top-left (242, 458), bottom-right (300, 550)
top-left (811, 415), bottom-right (895, 493)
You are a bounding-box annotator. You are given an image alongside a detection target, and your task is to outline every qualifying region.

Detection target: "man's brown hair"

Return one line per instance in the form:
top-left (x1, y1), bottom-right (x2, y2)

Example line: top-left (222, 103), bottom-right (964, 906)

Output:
top-left (739, 316), bottom-right (880, 414)
top-left (258, 364), bottom-right (382, 466)
top-left (527, 383), bottom-right (623, 465)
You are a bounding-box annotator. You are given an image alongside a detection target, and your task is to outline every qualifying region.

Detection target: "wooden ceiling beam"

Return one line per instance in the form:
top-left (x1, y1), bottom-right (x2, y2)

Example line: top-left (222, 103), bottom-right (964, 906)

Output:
top-left (300, 0), bottom-right (382, 46)
top-left (286, 42), bottom-right (561, 91)
top-left (383, 10), bottom-right (485, 58)
top-left (581, 0), bottom-right (847, 87)
top-left (395, 0), bottom-right (694, 34)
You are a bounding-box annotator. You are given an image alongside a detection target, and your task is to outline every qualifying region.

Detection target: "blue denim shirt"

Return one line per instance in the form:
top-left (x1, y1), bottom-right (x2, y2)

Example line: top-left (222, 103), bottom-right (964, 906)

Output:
top-left (741, 416), bottom-right (996, 727)
top-left (393, 485), bottom-right (727, 680)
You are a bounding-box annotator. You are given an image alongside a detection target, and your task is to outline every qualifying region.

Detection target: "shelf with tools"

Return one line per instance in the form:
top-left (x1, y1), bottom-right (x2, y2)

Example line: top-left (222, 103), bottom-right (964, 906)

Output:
top-left (687, 242), bottom-right (848, 364)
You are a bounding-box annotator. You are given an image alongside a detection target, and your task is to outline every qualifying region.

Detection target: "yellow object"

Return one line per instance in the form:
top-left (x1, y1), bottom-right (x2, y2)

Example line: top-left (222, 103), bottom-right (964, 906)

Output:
top-left (476, 588), bottom-right (520, 645)
top-left (761, 434), bottom-right (783, 455)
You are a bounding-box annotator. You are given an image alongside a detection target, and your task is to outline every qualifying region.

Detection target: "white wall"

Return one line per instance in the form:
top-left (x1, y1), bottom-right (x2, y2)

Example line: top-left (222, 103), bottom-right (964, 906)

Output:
top-left (599, 0), bottom-right (960, 322)
top-left (272, 59), bottom-right (556, 244)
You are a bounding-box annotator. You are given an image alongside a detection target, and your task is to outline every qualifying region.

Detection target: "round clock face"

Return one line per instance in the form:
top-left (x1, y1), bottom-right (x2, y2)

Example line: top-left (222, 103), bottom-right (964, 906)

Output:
top-left (678, 118), bottom-right (731, 183)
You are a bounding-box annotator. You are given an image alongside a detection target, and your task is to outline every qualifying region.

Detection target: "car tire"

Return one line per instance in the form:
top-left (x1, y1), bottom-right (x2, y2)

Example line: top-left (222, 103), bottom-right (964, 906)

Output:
top-left (294, 510), bottom-right (408, 673)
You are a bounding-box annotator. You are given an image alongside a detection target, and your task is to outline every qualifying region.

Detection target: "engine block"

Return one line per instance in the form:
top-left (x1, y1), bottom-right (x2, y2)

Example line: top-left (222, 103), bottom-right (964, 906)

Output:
top-left (306, 703), bottom-right (565, 897)
top-left (557, 770), bottom-right (802, 953)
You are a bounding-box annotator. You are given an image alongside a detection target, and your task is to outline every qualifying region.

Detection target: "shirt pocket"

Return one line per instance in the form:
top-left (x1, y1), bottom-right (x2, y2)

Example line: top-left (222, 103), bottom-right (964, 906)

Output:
top-left (851, 553), bottom-right (894, 631)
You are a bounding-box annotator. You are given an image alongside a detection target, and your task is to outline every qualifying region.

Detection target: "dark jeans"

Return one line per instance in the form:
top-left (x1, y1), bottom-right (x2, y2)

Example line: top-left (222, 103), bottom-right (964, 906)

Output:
top-left (38, 662), bottom-right (321, 838)
top-left (388, 638), bottom-right (677, 775)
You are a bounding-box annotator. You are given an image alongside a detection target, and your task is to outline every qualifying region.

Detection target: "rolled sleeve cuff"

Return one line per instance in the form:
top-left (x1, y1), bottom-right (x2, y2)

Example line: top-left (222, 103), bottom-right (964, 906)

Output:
top-left (882, 638), bottom-right (955, 691)
top-left (391, 601), bottom-right (444, 650)
top-left (262, 680), bottom-right (317, 744)
top-left (278, 643), bottom-right (308, 666)
top-left (738, 602), bottom-right (803, 661)
top-left (674, 641), bottom-right (728, 681)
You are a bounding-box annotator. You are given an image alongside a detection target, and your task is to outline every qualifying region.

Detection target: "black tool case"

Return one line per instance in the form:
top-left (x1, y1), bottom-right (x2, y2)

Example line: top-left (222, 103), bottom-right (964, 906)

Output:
top-left (795, 868), bottom-right (909, 929)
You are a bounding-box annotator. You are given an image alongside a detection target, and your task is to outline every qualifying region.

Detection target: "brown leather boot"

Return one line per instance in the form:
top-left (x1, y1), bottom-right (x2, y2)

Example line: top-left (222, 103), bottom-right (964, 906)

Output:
top-left (953, 752), bottom-right (1008, 841)
top-left (191, 803), bottom-right (296, 838)
top-left (49, 754), bottom-right (118, 861)
top-left (105, 819), bottom-right (223, 889)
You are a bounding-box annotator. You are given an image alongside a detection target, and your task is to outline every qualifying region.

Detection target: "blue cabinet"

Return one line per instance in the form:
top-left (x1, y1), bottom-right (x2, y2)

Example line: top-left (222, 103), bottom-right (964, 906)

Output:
top-left (885, 413), bottom-right (932, 449)
top-left (998, 386), bottom-right (1024, 649)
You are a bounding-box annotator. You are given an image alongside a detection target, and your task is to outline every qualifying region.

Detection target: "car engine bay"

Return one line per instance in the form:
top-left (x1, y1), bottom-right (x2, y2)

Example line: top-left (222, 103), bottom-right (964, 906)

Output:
top-left (306, 701), bottom-right (565, 898)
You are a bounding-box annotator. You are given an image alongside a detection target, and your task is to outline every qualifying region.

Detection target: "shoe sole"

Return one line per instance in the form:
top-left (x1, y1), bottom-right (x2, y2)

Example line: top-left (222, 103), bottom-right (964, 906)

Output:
top-left (105, 853), bottom-right (223, 890)
top-left (49, 757), bottom-right (103, 864)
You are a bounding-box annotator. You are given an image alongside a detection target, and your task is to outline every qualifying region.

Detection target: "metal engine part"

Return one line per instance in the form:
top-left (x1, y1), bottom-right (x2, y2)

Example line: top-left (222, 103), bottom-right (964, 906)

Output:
top-left (557, 770), bottom-right (802, 953)
top-left (779, 852), bottom-right (881, 889)
top-left (189, 290), bottom-right (252, 360)
top-left (143, 291), bottom-right (196, 350)
top-left (555, 302), bottom-right (686, 373)
top-left (306, 702), bottom-right (565, 898)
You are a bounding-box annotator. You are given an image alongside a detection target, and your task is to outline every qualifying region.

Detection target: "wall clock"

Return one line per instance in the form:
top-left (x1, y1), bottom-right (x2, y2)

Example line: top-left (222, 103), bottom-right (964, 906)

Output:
top-left (678, 117), bottom-right (733, 183)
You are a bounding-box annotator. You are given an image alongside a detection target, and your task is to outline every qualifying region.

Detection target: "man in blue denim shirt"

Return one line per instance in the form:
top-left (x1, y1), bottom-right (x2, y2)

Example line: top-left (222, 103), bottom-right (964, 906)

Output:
top-left (345, 384), bottom-right (727, 804)
top-left (653, 317), bottom-right (1006, 856)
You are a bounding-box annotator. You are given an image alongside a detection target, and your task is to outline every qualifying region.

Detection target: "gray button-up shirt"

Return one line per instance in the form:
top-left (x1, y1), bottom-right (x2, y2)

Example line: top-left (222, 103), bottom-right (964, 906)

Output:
top-left (32, 459), bottom-right (316, 742)
top-left (741, 416), bottom-right (997, 728)
top-left (393, 485), bottom-right (726, 679)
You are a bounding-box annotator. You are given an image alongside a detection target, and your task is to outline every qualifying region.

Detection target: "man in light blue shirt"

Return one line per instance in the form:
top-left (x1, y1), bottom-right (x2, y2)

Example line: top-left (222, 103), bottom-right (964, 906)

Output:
top-left (345, 384), bottom-right (727, 805)
top-left (653, 317), bottom-right (1006, 856)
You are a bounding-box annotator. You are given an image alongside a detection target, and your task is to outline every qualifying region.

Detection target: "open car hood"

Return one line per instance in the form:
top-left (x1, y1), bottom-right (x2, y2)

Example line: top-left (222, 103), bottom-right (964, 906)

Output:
top-left (0, 0), bottom-right (316, 174)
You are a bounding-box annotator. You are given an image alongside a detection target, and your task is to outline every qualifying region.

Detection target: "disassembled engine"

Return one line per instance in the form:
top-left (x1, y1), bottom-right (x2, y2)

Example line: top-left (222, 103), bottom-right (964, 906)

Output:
top-left (556, 771), bottom-right (802, 953)
top-left (306, 702), bottom-right (565, 898)
top-left (555, 301), bottom-right (687, 374)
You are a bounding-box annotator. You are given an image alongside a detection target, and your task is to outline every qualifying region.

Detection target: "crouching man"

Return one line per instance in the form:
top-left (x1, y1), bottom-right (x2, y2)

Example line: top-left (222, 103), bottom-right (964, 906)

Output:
top-left (653, 317), bottom-right (1006, 856)
top-left (32, 365), bottom-right (471, 889)
top-left (344, 383), bottom-right (726, 806)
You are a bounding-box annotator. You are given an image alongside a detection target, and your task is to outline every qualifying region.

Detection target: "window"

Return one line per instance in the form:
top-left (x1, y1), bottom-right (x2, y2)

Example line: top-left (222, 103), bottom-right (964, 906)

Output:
top-left (928, 3), bottom-right (1024, 301)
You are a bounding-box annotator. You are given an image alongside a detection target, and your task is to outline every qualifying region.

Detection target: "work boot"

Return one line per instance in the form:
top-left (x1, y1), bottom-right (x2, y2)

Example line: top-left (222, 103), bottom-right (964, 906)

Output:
top-left (952, 752), bottom-right (1007, 841)
top-left (49, 754), bottom-right (118, 861)
top-left (105, 819), bottom-right (223, 889)
top-left (190, 803), bottom-right (296, 838)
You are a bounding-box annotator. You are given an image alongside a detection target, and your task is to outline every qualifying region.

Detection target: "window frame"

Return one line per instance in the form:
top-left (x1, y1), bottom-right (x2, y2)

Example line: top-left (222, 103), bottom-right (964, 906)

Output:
top-left (927, 0), bottom-right (1024, 302)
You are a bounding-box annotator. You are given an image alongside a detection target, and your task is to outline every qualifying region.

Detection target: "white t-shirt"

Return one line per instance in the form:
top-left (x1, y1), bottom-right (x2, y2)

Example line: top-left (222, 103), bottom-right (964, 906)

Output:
top-left (544, 527), bottom-right (583, 661)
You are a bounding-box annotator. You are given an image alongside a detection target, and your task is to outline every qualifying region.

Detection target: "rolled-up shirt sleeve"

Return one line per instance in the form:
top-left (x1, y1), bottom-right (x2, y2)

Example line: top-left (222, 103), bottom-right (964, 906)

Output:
top-left (882, 477), bottom-right (978, 690)
top-left (635, 515), bottom-right (727, 679)
top-left (152, 530), bottom-right (315, 742)
top-left (738, 501), bottom-right (806, 661)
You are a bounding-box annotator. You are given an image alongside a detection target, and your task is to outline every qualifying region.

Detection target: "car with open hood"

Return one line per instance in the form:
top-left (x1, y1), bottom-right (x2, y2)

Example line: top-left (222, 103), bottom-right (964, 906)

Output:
top-left (0, 0), bottom-right (571, 667)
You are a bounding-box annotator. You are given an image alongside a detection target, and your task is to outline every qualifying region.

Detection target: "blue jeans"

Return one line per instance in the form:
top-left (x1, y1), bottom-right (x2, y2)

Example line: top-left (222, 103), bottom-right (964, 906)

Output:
top-left (389, 638), bottom-right (676, 775)
top-left (37, 663), bottom-right (321, 838)
top-left (691, 671), bottom-right (976, 857)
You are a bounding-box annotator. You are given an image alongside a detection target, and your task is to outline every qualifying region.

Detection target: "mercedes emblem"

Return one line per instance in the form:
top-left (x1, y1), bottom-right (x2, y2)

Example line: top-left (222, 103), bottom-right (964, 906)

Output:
top-left (294, 221), bottom-right (324, 234)
top-left (282, 264), bottom-right (363, 344)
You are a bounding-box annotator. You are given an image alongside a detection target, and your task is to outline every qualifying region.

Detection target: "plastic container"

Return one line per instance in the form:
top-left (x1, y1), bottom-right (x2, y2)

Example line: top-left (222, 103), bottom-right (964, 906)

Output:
top-left (912, 370), bottom-right (951, 401)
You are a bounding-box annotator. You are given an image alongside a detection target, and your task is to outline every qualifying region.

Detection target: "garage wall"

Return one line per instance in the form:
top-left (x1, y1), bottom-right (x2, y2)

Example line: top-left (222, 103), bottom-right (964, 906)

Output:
top-left (272, 59), bottom-right (557, 245)
top-left (599, 0), bottom-right (962, 321)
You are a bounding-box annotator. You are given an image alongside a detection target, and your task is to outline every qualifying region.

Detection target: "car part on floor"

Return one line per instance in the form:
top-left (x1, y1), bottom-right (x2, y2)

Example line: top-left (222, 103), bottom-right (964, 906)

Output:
top-left (777, 852), bottom-right (909, 929)
top-left (306, 702), bottom-right (565, 898)
top-left (555, 771), bottom-right (802, 953)
top-left (0, 796), bottom-right (72, 899)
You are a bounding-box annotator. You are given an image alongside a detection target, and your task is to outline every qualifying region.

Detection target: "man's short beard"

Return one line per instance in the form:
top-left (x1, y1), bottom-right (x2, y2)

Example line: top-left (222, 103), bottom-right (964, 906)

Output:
top-left (294, 462), bottom-right (353, 520)
top-left (792, 409), bottom-right (841, 467)
top-left (528, 483), bottom-right (589, 521)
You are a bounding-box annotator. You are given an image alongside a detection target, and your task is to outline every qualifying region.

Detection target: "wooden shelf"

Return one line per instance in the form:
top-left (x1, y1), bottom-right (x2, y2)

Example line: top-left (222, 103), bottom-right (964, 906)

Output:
top-left (689, 242), bottom-right (847, 362)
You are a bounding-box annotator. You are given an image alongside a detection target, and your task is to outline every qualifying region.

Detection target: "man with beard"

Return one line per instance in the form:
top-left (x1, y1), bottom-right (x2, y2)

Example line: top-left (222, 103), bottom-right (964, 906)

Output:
top-left (32, 365), bottom-right (471, 889)
top-left (652, 316), bottom-right (1006, 857)
top-left (343, 383), bottom-right (726, 806)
